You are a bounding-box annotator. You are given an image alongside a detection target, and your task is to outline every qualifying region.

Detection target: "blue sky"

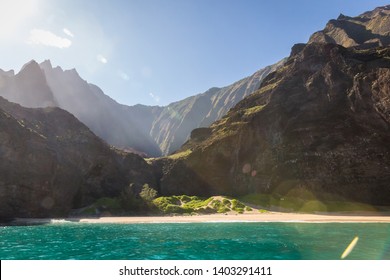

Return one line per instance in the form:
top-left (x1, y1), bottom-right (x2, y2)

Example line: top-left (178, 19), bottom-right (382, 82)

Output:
top-left (0, 0), bottom-right (389, 106)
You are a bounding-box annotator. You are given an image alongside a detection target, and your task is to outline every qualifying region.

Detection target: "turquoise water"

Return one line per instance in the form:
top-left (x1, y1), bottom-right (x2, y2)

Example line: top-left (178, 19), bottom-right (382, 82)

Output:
top-left (1, 222), bottom-right (389, 260)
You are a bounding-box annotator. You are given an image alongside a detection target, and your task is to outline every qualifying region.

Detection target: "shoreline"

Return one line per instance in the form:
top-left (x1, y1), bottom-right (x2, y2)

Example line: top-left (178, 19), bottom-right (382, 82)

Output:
top-left (9, 211), bottom-right (390, 225)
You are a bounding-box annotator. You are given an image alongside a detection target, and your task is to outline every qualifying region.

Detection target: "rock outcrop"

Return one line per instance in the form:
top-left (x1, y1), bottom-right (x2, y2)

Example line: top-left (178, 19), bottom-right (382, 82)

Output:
top-left (309, 5), bottom-right (390, 48)
top-left (0, 97), bottom-right (156, 219)
top-left (155, 42), bottom-right (390, 205)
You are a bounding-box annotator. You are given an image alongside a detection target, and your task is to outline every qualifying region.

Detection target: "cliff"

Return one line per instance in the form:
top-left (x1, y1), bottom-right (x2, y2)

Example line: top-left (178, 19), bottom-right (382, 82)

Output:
top-left (150, 59), bottom-right (285, 155)
top-left (0, 97), bottom-right (156, 219)
top-left (155, 42), bottom-right (390, 205)
top-left (309, 5), bottom-right (390, 48)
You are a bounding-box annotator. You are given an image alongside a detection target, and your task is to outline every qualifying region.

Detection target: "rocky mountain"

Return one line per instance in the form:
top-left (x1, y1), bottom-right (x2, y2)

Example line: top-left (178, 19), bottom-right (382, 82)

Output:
top-left (0, 97), bottom-right (156, 219)
top-left (1, 58), bottom-right (284, 157)
top-left (0, 60), bottom-right (163, 157)
top-left (150, 59), bottom-right (285, 155)
top-left (309, 5), bottom-right (390, 48)
top-left (0, 61), bottom-right (56, 108)
top-left (155, 7), bottom-right (390, 206)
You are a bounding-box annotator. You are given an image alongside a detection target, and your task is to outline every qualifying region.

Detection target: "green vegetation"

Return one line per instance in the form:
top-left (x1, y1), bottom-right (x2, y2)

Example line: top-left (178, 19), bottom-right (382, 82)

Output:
top-left (139, 184), bottom-right (158, 202)
top-left (183, 196), bottom-right (213, 209)
top-left (153, 195), bottom-right (212, 214)
top-left (231, 199), bottom-right (246, 213)
top-left (166, 149), bottom-right (192, 160)
top-left (77, 190), bottom-right (376, 217)
top-left (210, 200), bottom-right (230, 213)
top-left (212, 116), bottom-right (229, 127)
top-left (254, 81), bottom-right (279, 95)
top-left (222, 198), bottom-right (231, 207)
top-left (153, 196), bottom-right (181, 213)
top-left (243, 105), bottom-right (265, 116)
top-left (152, 196), bottom-right (253, 214)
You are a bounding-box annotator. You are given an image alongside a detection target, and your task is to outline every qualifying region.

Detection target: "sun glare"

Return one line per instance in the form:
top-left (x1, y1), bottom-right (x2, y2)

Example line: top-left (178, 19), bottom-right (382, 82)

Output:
top-left (0, 0), bottom-right (39, 39)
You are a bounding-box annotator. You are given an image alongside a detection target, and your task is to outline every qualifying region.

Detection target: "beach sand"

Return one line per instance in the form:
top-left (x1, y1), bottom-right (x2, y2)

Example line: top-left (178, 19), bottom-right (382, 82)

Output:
top-left (11, 211), bottom-right (390, 225)
top-left (75, 212), bottom-right (390, 224)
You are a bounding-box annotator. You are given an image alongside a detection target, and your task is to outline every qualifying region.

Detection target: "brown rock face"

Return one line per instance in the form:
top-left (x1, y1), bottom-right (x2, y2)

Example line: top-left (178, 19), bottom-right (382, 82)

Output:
top-left (156, 43), bottom-right (390, 205)
top-left (0, 97), bottom-right (156, 219)
top-left (150, 59), bottom-right (285, 155)
top-left (309, 5), bottom-right (390, 48)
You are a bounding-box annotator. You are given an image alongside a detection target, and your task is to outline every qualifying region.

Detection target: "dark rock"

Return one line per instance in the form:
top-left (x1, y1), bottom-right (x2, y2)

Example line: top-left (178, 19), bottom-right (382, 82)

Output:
top-left (290, 43), bottom-right (306, 56)
top-left (1, 58), bottom-right (285, 157)
top-left (156, 42), bottom-right (390, 205)
top-left (190, 127), bottom-right (212, 142)
top-left (150, 59), bottom-right (286, 155)
top-left (0, 97), bottom-right (156, 218)
top-left (0, 60), bottom-right (163, 157)
top-left (309, 5), bottom-right (390, 48)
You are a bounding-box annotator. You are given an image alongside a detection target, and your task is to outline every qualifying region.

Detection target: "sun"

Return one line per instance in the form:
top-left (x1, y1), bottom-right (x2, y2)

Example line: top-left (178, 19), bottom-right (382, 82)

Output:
top-left (0, 0), bottom-right (39, 40)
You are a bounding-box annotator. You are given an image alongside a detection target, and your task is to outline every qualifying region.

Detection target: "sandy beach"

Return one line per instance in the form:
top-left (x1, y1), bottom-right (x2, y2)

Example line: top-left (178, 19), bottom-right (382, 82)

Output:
top-left (77, 212), bottom-right (390, 223)
top-left (10, 211), bottom-right (390, 225)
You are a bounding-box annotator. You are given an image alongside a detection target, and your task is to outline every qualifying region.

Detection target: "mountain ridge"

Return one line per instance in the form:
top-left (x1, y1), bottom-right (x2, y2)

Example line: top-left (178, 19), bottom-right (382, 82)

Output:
top-left (0, 96), bottom-right (156, 218)
top-left (0, 60), bottom-right (163, 156)
top-left (309, 4), bottom-right (390, 48)
top-left (149, 58), bottom-right (285, 155)
top-left (0, 57), bottom-right (284, 156)
top-left (154, 5), bottom-right (390, 206)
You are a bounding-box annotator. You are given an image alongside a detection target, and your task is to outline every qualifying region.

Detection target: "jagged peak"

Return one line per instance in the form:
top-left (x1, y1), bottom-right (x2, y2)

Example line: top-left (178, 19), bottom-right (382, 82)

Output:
top-left (39, 60), bottom-right (65, 74)
top-left (64, 68), bottom-right (81, 79)
top-left (17, 60), bottom-right (48, 81)
top-left (39, 59), bottom-right (52, 69)
top-left (309, 5), bottom-right (390, 48)
top-left (65, 68), bottom-right (77, 74)
top-left (38, 60), bottom-right (82, 79)
top-left (337, 13), bottom-right (351, 20)
top-left (20, 59), bottom-right (40, 73)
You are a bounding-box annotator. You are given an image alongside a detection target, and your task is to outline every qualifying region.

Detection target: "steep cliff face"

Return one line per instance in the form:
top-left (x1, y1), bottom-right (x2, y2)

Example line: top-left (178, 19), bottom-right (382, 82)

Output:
top-left (309, 5), bottom-right (390, 48)
top-left (0, 97), bottom-right (156, 218)
top-left (0, 60), bottom-right (57, 108)
top-left (150, 59), bottom-right (285, 155)
top-left (156, 43), bottom-right (390, 205)
top-left (40, 60), bottom-right (163, 157)
top-left (0, 60), bottom-right (163, 157)
top-left (1, 59), bottom-right (283, 157)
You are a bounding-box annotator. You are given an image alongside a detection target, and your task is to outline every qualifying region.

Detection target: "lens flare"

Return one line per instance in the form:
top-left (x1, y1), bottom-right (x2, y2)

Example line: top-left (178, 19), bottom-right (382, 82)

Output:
top-left (341, 236), bottom-right (359, 259)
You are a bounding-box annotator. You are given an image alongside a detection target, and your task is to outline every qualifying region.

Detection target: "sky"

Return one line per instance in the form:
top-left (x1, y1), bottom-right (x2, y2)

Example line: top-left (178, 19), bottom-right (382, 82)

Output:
top-left (0, 0), bottom-right (389, 106)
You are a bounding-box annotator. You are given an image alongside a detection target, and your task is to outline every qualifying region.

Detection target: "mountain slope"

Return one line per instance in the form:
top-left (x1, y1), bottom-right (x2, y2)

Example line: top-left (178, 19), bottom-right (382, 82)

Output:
top-left (1, 59), bottom-right (283, 157)
top-left (0, 60), bottom-right (163, 156)
top-left (0, 97), bottom-right (156, 219)
top-left (150, 59), bottom-right (285, 155)
top-left (309, 5), bottom-right (390, 48)
top-left (155, 6), bottom-right (390, 206)
top-left (0, 60), bottom-right (57, 108)
top-left (40, 60), bottom-right (163, 156)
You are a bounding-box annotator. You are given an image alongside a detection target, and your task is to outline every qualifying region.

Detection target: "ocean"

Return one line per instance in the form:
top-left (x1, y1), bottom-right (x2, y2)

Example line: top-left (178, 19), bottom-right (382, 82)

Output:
top-left (1, 222), bottom-right (389, 260)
